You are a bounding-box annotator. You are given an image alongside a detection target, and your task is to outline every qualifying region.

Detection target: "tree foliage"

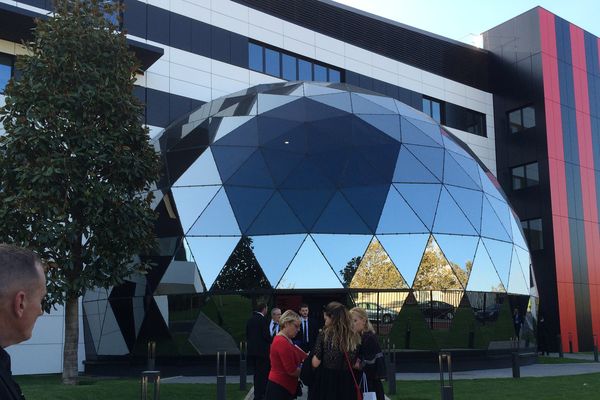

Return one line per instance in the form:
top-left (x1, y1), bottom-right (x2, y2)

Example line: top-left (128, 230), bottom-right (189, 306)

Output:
top-left (412, 236), bottom-right (471, 290)
top-left (339, 256), bottom-right (361, 286)
top-left (350, 238), bottom-right (407, 289)
top-left (0, 0), bottom-right (160, 382)
top-left (212, 236), bottom-right (271, 291)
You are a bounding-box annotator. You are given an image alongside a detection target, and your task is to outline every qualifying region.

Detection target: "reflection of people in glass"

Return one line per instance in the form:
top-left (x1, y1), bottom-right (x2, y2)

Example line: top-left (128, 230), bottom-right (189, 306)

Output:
top-left (296, 304), bottom-right (318, 352)
top-left (246, 303), bottom-right (271, 400)
top-left (309, 302), bottom-right (361, 400)
top-left (513, 308), bottom-right (522, 338)
top-left (265, 310), bottom-right (308, 400)
top-left (270, 308), bottom-right (282, 338)
top-left (350, 307), bottom-right (385, 400)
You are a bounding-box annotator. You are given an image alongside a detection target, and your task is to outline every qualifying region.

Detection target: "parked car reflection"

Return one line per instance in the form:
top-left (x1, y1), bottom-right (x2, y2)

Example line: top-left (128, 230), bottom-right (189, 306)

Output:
top-left (419, 300), bottom-right (455, 320)
top-left (355, 301), bottom-right (396, 324)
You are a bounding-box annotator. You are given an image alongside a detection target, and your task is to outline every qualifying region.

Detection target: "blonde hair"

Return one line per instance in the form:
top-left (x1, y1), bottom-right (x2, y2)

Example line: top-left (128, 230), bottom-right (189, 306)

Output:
top-left (350, 307), bottom-right (375, 334)
top-left (323, 302), bottom-right (361, 353)
top-left (279, 310), bottom-right (301, 328)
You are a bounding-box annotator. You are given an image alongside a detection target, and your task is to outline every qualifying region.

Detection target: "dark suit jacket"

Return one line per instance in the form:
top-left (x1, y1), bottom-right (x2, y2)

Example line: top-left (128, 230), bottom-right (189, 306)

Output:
top-left (296, 317), bottom-right (319, 352)
top-left (246, 311), bottom-right (271, 358)
top-left (0, 347), bottom-right (24, 400)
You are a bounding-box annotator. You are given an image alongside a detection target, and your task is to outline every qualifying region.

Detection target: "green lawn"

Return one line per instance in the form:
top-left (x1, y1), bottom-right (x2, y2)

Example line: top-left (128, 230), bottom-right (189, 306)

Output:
top-left (16, 375), bottom-right (247, 400)
top-left (386, 373), bottom-right (600, 399)
top-left (537, 356), bottom-right (593, 364)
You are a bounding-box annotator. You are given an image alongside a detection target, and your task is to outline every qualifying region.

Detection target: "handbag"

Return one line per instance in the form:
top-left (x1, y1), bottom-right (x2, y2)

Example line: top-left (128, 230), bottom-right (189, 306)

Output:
top-left (344, 351), bottom-right (363, 400)
top-left (360, 372), bottom-right (377, 400)
top-left (300, 338), bottom-right (322, 387)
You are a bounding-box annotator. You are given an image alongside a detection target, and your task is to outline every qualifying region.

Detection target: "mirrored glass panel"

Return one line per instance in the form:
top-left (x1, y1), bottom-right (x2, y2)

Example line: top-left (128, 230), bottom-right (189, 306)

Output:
top-left (357, 93), bottom-right (398, 113)
top-left (224, 186), bottom-right (274, 234)
top-left (394, 183), bottom-right (442, 230)
top-left (312, 234), bottom-right (372, 286)
top-left (260, 148), bottom-right (304, 186)
top-left (376, 186), bottom-right (428, 234)
top-left (329, 69), bottom-right (341, 82)
top-left (304, 84), bottom-right (344, 96)
top-left (443, 151), bottom-right (480, 190)
top-left (188, 188), bottom-right (241, 236)
top-left (212, 237), bottom-right (271, 291)
top-left (298, 59), bottom-right (312, 80)
top-left (277, 236), bottom-right (343, 289)
top-left (406, 117), bottom-right (444, 146)
top-left (446, 186), bottom-right (483, 234)
top-left (257, 94), bottom-right (299, 115)
top-left (511, 215), bottom-right (529, 250)
top-left (251, 234), bottom-right (307, 286)
top-left (173, 238), bottom-right (195, 262)
top-left (282, 54), bottom-right (297, 80)
top-left (155, 261), bottom-right (204, 295)
top-left (173, 148), bottom-right (222, 187)
top-left (350, 237), bottom-right (408, 289)
top-left (390, 293), bottom-right (437, 349)
top-left (404, 144), bottom-right (444, 181)
top-left (226, 150), bottom-right (275, 188)
top-left (482, 238), bottom-right (513, 290)
top-left (415, 290), bottom-right (462, 330)
top-left (313, 191), bottom-right (371, 234)
top-left (434, 234), bottom-right (478, 288)
top-left (341, 185), bottom-right (391, 233)
top-left (309, 92), bottom-right (353, 113)
top-left (281, 157), bottom-right (335, 189)
top-left (393, 146), bottom-right (439, 183)
top-left (265, 48), bottom-right (280, 77)
top-left (400, 117), bottom-right (443, 147)
top-left (448, 152), bottom-right (482, 189)
top-left (479, 168), bottom-right (505, 201)
top-left (480, 196), bottom-right (511, 242)
top-left (247, 191), bottom-right (305, 235)
top-left (351, 93), bottom-right (396, 115)
top-left (466, 240), bottom-right (505, 293)
top-left (432, 187), bottom-right (477, 235)
top-left (248, 43), bottom-right (263, 72)
top-left (314, 64), bottom-right (328, 81)
top-left (186, 236), bottom-right (240, 289)
top-left (172, 186), bottom-right (220, 234)
top-left (356, 114), bottom-right (401, 142)
top-left (377, 233), bottom-right (430, 287)
top-left (413, 236), bottom-right (463, 290)
top-left (507, 246), bottom-right (529, 295)
top-left (485, 194), bottom-right (513, 241)
top-left (513, 246), bottom-right (531, 289)
top-left (210, 145), bottom-right (256, 182)
top-left (280, 188), bottom-right (335, 231)
top-left (213, 116), bottom-right (255, 144)
top-left (441, 131), bottom-right (470, 158)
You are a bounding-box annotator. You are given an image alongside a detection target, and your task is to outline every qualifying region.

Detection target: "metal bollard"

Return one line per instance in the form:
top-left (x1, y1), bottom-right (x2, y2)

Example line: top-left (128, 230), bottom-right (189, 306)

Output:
top-left (594, 335), bottom-right (599, 363)
top-left (557, 334), bottom-right (563, 358)
top-left (387, 344), bottom-right (396, 395)
top-left (439, 352), bottom-right (453, 400)
top-left (217, 351), bottom-right (227, 400)
top-left (147, 341), bottom-right (156, 371)
top-left (568, 332), bottom-right (573, 354)
top-left (239, 342), bottom-right (247, 391)
top-left (140, 370), bottom-right (160, 400)
top-left (511, 337), bottom-right (520, 379)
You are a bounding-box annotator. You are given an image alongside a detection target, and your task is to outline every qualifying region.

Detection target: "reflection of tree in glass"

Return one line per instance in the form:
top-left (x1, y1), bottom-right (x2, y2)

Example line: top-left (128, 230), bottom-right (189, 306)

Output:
top-left (212, 236), bottom-right (271, 290)
top-left (350, 238), bottom-right (408, 289)
top-left (339, 256), bottom-right (361, 286)
top-left (413, 236), bottom-right (468, 290)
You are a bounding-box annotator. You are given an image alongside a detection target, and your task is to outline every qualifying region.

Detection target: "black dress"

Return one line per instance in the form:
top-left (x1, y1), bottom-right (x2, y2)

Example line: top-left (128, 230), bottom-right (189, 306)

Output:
top-left (358, 331), bottom-right (385, 400)
top-left (308, 331), bottom-right (359, 400)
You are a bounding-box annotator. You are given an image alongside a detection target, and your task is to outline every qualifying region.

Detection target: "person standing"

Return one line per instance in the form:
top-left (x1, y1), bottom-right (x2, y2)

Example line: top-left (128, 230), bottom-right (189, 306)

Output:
top-left (246, 303), bottom-right (271, 400)
top-left (265, 310), bottom-right (308, 400)
top-left (270, 308), bottom-right (282, 338)
top-left (308, 302), bottom-right (361, 400)
top-left (350, 307), bottom-right (385, 400)
top-left (297, 304), bottom-right (318, 353)
top-left (0, 245), bottom-right (47, 400)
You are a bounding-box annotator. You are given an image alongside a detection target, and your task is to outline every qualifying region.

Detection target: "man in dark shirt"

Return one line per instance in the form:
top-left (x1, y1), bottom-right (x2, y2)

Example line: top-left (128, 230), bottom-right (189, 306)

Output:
top-left (0, 245), bottom-right (47, 400)
top-left (245, 303), bottom-right (271, 400)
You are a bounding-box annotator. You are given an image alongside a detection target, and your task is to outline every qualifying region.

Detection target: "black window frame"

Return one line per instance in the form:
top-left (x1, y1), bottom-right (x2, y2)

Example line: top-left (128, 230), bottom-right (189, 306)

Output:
top-left (511, 161), bottom-right (539, 190)
top-left (521, 218), bottom-right (543, 250)
top-left (422, 96), bottom-right (443, 123)
top-left (508, 105), bottom-right (536, 134)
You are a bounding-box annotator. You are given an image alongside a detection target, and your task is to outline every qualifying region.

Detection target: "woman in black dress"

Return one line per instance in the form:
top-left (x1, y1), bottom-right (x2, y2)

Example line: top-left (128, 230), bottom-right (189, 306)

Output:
top-left (308, 302), bottom-right (361, 400)
top-left (351, 307), bottom-right (386, 400)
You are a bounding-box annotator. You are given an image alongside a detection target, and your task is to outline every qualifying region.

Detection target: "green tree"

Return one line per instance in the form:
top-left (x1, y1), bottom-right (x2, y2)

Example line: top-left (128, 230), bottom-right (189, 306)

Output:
top-left (412, 236), bottom-right (465, 290)
top-left (212, 236), bottom-right (271, 291)
top-left (0, 0), bottom-right (160, 384)
top-left (350, 238), bottom-right (407, 289)
top-left (339, 256), bottom-right (361, 286)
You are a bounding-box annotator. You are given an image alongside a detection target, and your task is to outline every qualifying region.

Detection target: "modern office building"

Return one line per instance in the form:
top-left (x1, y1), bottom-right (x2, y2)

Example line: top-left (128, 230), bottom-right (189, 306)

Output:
top-left (0, 0), bottom-right (597, 373)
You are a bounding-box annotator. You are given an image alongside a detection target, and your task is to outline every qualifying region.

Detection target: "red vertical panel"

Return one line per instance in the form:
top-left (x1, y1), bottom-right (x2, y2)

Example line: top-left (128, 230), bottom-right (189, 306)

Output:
top-left (539, 9), bottom-right (578, 351)
top-left (570, 24), bottom-right (600, 340)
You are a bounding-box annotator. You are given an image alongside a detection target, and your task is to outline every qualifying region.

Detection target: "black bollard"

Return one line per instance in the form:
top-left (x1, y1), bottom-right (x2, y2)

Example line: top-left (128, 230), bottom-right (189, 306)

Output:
top-left (140, 370), bottom-right (160, 400)
top-left (568, 332), bottom-right (573, 354)
top-left (217, 351), bottom-right (227, 400)
top-left (387, 344), bottom-right (396, 395)
top-left (239, 342), bottom-right (247, 391)
top-left (147, 341), bottom-right (156, 371)
top-left (439, 352), bottom-right (453, 400)
top-left (594, 335), bottom-right (599, 363)
top-left (557, 334), bottom-right (563, 358)
top-left (405, 323), bottom-right (411, 349)
top-left (511, 337), bottom-right (520, 378)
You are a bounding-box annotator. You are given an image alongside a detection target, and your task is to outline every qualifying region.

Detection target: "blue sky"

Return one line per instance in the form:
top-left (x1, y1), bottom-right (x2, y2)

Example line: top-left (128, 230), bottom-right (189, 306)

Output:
top-left (335, 0), bottom-right (599, 46)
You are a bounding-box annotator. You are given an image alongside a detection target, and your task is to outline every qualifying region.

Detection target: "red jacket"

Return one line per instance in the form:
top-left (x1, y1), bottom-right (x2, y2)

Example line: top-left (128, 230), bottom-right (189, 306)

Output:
top-left (268, 335), bottom-right (307, 394)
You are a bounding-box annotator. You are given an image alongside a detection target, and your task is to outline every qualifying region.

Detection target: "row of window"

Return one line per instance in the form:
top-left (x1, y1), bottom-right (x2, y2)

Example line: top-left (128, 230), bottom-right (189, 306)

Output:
top-left (422, 96), bottom-right (487, 137)
top-left (511, 162), bottom-right (539, 190)
top-left (249, 42), bottom-right (341, 83)
top-left (521, 218), bottom-right (543, 250)
top-left (508, 105), bottom-right (536, 133)
top-left (0, 53), bottom-right (13, 93)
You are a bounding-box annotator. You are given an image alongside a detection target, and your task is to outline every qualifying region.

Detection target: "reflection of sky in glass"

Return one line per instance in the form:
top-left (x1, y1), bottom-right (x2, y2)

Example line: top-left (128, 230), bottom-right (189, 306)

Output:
top-left (250, 234), bottom-right (306, 285)
top-left (188, 188), bottom-right (241, 236)
top-left (482, 238), bottom-right (513, 288)
top-left (508, 247), bottom-right (529, 295)
top-left (466, 241), bottom-right (503, 292)
top-left (435, 234), bottom-right (478, 273)
top-left (312, 234), bottom-right (372, 281)
top-left (378, 234), bottom-right (429, 287)
top-left (171, 186), bottom-right (220, 234)
top-left (187, 236), bottom-right (240, 288)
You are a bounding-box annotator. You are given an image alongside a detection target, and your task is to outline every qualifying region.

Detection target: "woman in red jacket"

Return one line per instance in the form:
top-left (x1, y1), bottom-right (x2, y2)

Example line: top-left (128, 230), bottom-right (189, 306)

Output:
top-left (265, 310), bottom-right (308, 400)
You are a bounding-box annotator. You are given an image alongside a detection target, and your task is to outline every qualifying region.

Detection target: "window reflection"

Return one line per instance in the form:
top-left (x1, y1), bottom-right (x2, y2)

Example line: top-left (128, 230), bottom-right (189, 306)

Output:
top-left (521, 218), bottom-right (543, 250)
top-left (511, 162), bottom-right (539, 190)
top-left (508, 106), bottom-right (536, 133)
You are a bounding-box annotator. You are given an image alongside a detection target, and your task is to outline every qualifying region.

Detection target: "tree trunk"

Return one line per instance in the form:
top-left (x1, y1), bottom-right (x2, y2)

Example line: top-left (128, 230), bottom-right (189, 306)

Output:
top-left (62, 294), bottom-right (79, 384)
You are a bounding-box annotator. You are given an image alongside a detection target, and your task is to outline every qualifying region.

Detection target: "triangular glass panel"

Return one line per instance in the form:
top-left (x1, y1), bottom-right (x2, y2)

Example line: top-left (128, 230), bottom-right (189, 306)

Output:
top-left (186, 236), bottom-right (240, 289)
top-left (432, 187), bottom-right (477, 235)
top-left (154, 295), bottom-right (169, 327)
top-left (480, 195), bottom-right (511, 242)
top-left (173, 148), bottom-right (222, 187)
top-left (224, 186), bottom-right (274, 234)
top-left (394, 99), bottom-right (430, 122)
top-left (353, 93), bottom-right (397, 114)
top-left (312, 234), bottom-right (373, 286)
top-left (172, 186), bottom-right (220, 234)
top-left (173, 237), bottom-right (195, 262)
top-left (247, 191), bottom-right (305, 235)
top-left (443, 151), bottom-right (480, 190)
top-left (265, 82), bottom-right (304, 96)
top-left (446, 186), bottom-right (483, 234)
top-left (211, 236), bottom-right (272, 291)
top-left (355, 114), bottom-right (401, 142)
top-left (485, 194), bottom-right (513, 241)
top-left (287, 84), bottom-right (305, 97)
top-left (511, 214), bottom-right (529, 250)
top-left (513, 245), bottom-right (531, 289)
top-left (441, 130), bottom-right (470, 158)
top-left (393, 146), bottom-right (439, 183)
top-left (212, 116), bottom-right (255, 144)
top-left (276, 236), bottom-right (343, 289)
top-left (482, 238), bottom-right (513, 290)
top-left (413, 235), bottom-right (464, 290)
top-left (307, 116), bottom-right (353, 153)
top-left (304, 97), bottom-right (350, 121)
top-left (339, 149), bottom-right (386, 187)
top-left (404, 144), bottom-right (445, 181)
top-left (226, 149), bottom-right (275, 188)
top-left (261, 148), bottom-right (305, 186)
top-left (257, 116), bottom-right (305, 147)
top-left (97, 301), bottom-right (129, 355)
top-left (210, 145), bottom-right (256, 182)
top-left (448, 152), bottom-right (482, 189)
top-left (83, 296), bottom-right (105, 351)
top-left (251, 234), bottom-right (307, 286)
top-left (257, 93), bottom-right (299, 114)
top-left (341, 185), bottom-right (391, 233)
top-left (377, 186), bottom-right (429, 234)
top-left (281, 157), bottom-right (335, 190)
top-left (466, 240), bottom-right (505, 293)
top-left (313, 191), bottom-right (371, 234)
top-left (479, 168), bottom-right (506, 201)
top-left (407, 118), bottom-right (445, 146)
top-left (311, 147), bottom-right (353, 186)
top-left (280, 188), bottom-right (335, 231)
top-left (304, 83), bottom-right (345, 97)
top-left (308, 92), bottom-right (353, 113)
top-left (390, 292), bottom-right (437, 349)
top-left (401, 117), bottom-right (443, 147)
top-left (435, 234), bottom-right (478, 288)
top-left (394, 183), bottom-right (442, 230)
top-left (187, 188), bottom-right (240, 236)
top-left (377, 233), bottom-right (429, 287)
top-left (507, 246), bottom-right (529, 295)
top-left (349, 237), bottom-right (408, 289)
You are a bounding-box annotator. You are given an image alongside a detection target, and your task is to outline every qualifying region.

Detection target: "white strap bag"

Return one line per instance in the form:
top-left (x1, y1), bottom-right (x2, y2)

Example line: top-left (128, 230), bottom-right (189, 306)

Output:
top-left (360, 372), bottom-right (377, 400)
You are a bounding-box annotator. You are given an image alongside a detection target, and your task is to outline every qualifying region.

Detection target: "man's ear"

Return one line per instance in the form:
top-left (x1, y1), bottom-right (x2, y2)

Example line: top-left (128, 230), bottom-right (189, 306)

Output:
top-left (13, 291), bottom-right (26, 318)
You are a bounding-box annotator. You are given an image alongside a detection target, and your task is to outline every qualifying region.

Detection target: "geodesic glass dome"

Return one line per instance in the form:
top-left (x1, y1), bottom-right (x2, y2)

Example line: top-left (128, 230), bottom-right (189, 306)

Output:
top-left (83, 82), bottom-right (537, 357)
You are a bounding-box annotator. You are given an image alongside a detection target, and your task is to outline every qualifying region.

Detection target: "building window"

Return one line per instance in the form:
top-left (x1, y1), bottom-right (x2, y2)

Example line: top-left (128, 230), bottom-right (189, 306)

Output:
top-left (422, 96), bottom-right (486, 137)
top-left (508, 106), bottom-right (535, 133)
top-left (511, 162), bottom-right (539, 190)
top-left (248, 41), bottom-right (341, 83)
top-left (422, 96), bottom-right (442, 123)
top-left (0, 53), bottom-right (13, 94)
top-left (521, 218), bottom-right (543, 250)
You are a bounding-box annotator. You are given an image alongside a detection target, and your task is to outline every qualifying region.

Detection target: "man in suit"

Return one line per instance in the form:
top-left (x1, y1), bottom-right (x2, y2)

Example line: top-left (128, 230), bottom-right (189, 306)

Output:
top-left (296, 303), bottom-right (319, 353)
top-left (0, 245), bottom-right (46, 400)
top-left (269, 307), bottom-right (281, 338)
top-left (246, 303), bottom-right (270, 400)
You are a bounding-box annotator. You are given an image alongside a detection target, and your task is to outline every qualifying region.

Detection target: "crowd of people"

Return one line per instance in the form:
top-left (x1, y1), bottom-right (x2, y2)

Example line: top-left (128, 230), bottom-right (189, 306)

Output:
top-left (246, 301), bottom-right (386, 400)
